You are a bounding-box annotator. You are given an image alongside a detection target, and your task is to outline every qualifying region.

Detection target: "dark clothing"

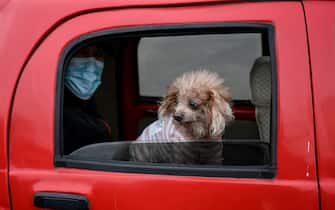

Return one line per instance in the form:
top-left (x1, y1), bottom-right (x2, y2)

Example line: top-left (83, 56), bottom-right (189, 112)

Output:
top-left (63, 88), bottom-right (110, 154)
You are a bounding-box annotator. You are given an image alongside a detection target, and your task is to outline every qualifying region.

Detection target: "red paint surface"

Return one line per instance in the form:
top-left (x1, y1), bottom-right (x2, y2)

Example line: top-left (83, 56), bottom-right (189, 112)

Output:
top-left (304, 2), bottom-right (335, 210)
top-left (0, 2), bottom-right (250, 209)
top-left (4, 0), bottom-right (335, 209)
top-left (6, 2), bottom-right (319, 210)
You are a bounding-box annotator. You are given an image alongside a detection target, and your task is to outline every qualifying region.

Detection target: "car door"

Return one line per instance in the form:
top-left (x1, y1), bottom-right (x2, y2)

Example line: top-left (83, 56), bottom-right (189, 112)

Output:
top-left (9, 1), bottom-right (319, 210)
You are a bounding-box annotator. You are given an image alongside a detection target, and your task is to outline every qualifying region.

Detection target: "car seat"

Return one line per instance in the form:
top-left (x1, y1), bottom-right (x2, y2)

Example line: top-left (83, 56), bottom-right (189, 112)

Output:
top-left (250, 56), bottom-right (272, 143)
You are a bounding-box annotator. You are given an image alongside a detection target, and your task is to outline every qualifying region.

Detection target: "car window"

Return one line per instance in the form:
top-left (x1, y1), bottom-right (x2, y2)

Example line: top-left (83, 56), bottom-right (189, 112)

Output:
top-left (138, 34), bottom-right (262, 101)
top-left (58, 24), bottom-right (276, 178)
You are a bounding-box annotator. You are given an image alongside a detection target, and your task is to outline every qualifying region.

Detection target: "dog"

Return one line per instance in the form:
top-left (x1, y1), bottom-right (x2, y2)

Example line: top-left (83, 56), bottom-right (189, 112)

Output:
top-left (130, 70), bottom-right (234, 164)
top-left (138, 70), bottom-right (234, 141)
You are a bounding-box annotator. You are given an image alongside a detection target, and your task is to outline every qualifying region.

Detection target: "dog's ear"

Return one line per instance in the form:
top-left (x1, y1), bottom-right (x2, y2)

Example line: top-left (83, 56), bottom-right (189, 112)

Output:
top-left (208, 87), bottom-right (234, 137)
top-left (158, 85), bottom-right (178, 119)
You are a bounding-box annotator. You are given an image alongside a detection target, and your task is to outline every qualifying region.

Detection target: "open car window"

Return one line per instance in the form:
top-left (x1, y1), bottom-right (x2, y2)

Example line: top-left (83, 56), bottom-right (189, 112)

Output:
top-left (57, 24), bottom-right (276, 178)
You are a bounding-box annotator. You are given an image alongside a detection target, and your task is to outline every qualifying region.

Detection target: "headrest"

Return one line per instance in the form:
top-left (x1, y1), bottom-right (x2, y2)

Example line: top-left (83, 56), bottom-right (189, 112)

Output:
top-left (250, 56), bottom-right (271, 106)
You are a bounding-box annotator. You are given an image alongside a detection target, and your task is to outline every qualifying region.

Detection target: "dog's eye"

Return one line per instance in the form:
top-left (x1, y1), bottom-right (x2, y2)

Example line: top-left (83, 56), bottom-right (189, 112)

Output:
top-left (189, 100), bottom-right (199, 110)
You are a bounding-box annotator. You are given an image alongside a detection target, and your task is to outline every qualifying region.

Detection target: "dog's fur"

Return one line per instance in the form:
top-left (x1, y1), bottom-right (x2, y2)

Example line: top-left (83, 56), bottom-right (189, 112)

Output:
top-left (131, 70), bottom-right (234, 164)
top-left (137, 70), bottom-right (234, 141)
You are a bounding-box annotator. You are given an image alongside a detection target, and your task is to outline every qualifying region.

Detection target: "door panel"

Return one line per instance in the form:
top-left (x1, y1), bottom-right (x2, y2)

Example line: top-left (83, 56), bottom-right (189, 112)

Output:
top-left (0, 171), bottom-right (9, 210)
top-left (304, 2), bottom-right (335, 210)
top-left (10, 2), bottom-right (318, 210)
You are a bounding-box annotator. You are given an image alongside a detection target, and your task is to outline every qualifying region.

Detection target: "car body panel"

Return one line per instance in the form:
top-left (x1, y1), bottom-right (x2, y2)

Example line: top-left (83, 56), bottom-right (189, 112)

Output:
top-left (7, 2), bottom-right (319, 210)
top-left (0, 1), bottom-right (260, 209)
top-left (304, 2), bottom-right (335, 210)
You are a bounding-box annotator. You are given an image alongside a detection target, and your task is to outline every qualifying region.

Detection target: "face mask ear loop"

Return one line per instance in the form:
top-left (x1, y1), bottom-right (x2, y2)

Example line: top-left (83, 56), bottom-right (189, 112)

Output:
top-left (95, 59), bottom-right (104, 69)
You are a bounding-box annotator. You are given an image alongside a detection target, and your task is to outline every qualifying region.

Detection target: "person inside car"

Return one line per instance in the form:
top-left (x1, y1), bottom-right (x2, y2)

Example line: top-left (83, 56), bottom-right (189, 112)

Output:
top-left (63, 45), bottom-right (111, 154)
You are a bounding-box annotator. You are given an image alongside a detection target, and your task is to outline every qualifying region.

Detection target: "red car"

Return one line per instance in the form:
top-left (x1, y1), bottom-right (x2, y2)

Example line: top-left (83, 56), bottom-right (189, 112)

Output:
top-left (0, 0), bottom-right (334, 209)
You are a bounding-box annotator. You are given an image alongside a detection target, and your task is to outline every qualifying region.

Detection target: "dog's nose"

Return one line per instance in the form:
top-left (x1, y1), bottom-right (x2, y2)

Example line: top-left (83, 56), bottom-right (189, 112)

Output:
top-left (173, 114), bottom-right (184, 122)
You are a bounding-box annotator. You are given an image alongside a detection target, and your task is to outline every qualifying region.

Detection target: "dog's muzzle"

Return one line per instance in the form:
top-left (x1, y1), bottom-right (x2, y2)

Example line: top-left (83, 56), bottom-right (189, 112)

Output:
top-left (173, 114), bottom-right (184, 122)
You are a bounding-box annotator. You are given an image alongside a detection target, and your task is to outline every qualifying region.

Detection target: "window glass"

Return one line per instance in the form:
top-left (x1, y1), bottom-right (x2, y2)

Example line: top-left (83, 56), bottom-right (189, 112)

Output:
top-left (59, 27), bottom-right (274, 177)
top-left (138, 34), bottom-right (262, 100)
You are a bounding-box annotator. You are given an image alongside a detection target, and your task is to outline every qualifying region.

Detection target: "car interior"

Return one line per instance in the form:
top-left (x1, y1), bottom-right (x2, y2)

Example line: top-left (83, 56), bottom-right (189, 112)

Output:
top-left (64, 30), bottom-right (273, 167)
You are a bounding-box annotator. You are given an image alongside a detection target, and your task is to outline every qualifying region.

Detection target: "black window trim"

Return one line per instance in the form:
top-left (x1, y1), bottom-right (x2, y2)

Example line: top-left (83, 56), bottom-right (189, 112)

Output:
top-left (55, 23), bottom-right (277, 179)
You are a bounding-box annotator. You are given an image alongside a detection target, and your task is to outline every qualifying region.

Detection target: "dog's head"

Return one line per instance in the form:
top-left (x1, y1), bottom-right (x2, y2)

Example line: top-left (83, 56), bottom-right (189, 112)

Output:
top-left (158, 70), bottom-right (234, 139)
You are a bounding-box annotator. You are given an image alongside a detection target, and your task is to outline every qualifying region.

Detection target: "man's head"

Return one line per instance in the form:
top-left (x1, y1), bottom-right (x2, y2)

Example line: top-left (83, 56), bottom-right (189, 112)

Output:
top-left (64, 45), bottom-right (105, 100)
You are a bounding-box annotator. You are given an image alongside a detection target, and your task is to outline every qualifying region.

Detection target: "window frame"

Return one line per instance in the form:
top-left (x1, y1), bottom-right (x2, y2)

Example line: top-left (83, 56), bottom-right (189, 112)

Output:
top-left (55, 23), bottom-right (277, 179)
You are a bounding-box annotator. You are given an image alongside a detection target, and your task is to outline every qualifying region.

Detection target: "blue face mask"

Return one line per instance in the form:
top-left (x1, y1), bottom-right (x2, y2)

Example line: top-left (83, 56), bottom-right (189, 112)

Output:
top-left (65, 57), bottom-right (104, 100)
